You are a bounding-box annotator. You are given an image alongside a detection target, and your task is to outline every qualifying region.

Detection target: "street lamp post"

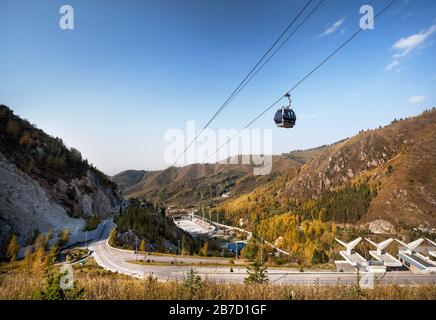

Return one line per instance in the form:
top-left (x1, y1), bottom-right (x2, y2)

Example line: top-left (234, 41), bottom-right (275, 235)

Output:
top-left (135, 236), bottom-right (138, 261)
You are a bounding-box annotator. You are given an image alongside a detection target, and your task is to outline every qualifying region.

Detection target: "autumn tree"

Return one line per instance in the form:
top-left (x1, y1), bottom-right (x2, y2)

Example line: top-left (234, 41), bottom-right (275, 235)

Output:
top-left (139, 239), bottom-right (146, 252)
top-left (6, 235), bottom-right (19, 262)
top-left (108, 228), bottom-right (117, 247)
top-left (57, 229), bottom-right (70, 247)
top-left (240, 237), bottom-right (260, 260)
top-left (199, 242), bottom-right (209, 257)
top-left (33, 247), bottom-right (47, 274)
top-left (19, 134), bottom-right (32, 147)
top-left (22, 248), bottom-right (33, 273)
top-left (46, 244), bottom-right (60, 267)
top-left (34, 234), bottom-right (48, 251)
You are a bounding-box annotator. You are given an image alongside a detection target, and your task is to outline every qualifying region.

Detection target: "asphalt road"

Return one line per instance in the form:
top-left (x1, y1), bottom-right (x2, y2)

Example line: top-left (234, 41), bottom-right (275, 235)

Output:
top-left (88, 220), bottom-right (436, 285)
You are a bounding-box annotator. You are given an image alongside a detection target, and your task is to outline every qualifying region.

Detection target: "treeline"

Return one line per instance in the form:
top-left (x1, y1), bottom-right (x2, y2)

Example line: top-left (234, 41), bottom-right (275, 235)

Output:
top-left (285, 183), bottom-right (375, 223)
top-left (241, 214), bottom-right (336, 265)
top-left (212, 180), bottom-right (374, 265)
top-left (0, 105), bottom-right (115, 188)
top-left (212, 175), bottom-right (290, 229)
top-left (5, 229), bottom-right (71, 269)
top-left (214, 180), bottom-right (374, 228)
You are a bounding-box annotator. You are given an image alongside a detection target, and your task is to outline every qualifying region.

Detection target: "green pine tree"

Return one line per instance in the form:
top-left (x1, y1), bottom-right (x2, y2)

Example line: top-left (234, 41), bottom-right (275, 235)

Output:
top-left (33, 270), bottom-right (85, 300)
top-left (182, 268), bottom-right (203, 300)
top-left (244, 258), bottom-right (269, 284)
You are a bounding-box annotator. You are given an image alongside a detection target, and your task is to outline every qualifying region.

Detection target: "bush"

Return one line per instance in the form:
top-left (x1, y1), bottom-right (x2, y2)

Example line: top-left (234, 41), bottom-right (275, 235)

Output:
top-left (311, 246), bottom-right (329, 265)
top-left (33, 270), bottom-right (84, 300)
top-left (181, 269), bottom-right (203, 300)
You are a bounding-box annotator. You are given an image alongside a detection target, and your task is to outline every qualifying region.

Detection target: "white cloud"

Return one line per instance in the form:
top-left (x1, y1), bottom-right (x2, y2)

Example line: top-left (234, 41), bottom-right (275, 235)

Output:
top-left (385, 24), bottom-right (436, 71)
top-left (409, 95), bottom-right (426, 104)
top-left (385, 60), bottom-right (400, 71)
top-left (392, 25), bottom-right (436, 58)
top-left (318, 18), bottom-right (345, 37)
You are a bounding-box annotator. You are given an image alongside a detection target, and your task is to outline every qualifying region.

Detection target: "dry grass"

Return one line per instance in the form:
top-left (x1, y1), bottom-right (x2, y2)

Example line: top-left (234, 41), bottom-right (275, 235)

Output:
top-left (1, 259), bottom-right (435, 300)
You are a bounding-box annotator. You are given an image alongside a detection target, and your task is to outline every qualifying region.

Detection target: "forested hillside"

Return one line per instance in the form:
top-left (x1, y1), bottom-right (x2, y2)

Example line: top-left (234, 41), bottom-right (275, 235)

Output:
top-left (113, 199), bottom-right (195, 253)
top-left (214, 108), bottom-right (436, 232)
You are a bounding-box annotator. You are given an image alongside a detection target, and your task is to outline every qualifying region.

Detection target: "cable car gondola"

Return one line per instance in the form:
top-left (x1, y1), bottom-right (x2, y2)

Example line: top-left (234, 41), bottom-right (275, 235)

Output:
top-left (274, 93), bottom-right (296, 128)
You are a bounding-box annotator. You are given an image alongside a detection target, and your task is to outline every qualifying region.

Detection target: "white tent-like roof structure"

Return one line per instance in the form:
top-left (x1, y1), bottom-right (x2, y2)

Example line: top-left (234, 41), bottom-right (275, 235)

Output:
top-left (365, 238), bottom-right (402, 267)
top-left (335, 237), bottom-right (366, 267)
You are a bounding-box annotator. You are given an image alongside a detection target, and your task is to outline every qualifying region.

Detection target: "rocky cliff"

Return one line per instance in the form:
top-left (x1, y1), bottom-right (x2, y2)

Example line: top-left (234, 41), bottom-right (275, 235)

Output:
top-left (0, 105), bottom-right (124, 250)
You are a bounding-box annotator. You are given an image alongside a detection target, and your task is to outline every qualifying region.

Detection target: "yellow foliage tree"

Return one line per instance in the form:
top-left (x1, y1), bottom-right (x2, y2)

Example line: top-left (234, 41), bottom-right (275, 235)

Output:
top-left (6, 235), bottom-right (19, 262)
top-left (139, 239), bottom-right (146, 252)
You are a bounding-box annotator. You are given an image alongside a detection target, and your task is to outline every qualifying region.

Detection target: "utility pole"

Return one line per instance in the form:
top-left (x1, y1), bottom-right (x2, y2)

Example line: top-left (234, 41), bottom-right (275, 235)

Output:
top-left (135, 236), bottom-right (138, 261)
top-left (260, 239), bottom-right (264, 262)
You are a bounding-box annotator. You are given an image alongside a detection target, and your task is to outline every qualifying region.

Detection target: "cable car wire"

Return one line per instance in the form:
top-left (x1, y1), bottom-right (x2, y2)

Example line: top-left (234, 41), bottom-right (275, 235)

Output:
top-left (231, 0), bottom-right (325, 101)
top-left (203, 0), bottom-right (398, 163)
top-left (171, 0), bottom-right (315, 166)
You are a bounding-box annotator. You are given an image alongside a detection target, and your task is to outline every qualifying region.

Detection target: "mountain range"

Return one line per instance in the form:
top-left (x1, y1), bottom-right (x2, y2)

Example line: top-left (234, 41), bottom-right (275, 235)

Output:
top-left (114, 108), bottom-right (436, 233)
top-left (1, 104), bottom-right (434, 254)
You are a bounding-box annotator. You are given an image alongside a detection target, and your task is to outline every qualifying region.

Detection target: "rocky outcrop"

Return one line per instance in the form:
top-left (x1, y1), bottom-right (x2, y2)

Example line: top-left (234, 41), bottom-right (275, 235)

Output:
top-left (365, 219), bottom-right (395, 234)
top-left (0, 151), bottom-right (124, 248)
top-left (284, 132), bottom-right (397, 199)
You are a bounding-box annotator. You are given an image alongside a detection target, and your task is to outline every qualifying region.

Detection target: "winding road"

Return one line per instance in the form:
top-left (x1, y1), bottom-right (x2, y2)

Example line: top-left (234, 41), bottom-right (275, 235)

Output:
top-left (87, 220), bottom-right (436, 285)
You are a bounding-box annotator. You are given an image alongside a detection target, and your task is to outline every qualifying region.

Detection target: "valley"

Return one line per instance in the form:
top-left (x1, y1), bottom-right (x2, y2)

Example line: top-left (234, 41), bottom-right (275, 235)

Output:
top-left (1, 104), bottom-right (436, 300)
top-left (2, 0), bottom-right (436, 307)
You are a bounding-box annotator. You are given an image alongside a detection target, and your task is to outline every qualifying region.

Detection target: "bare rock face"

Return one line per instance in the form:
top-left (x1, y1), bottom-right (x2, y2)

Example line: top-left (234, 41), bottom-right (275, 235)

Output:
top-left (284, 132), bottom-right (396, 199)
top-left (0, 151), bottom-right (124, 248)
top-left (366, 219), bottom-right (395, 234)
top-left (0, 151), bottom-right (85, 246)
top-left (69, 170), bottom-right (124, 218)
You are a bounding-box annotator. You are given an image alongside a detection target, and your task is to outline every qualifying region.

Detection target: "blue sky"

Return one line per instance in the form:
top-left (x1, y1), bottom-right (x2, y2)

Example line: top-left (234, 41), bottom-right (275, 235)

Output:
top-left (1, 0), bottom-right (435, 175)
